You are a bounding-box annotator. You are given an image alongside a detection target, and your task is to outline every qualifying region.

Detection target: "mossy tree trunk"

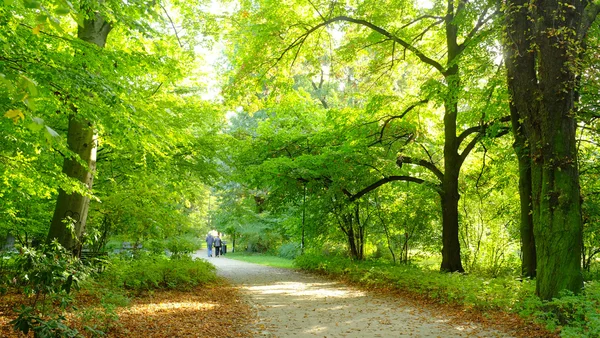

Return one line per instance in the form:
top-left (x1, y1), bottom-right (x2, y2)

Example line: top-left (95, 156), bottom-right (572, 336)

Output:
top-left (503, 0), bottom-right (599, 299)
top-left (510, 106), bottom-right (537, 278)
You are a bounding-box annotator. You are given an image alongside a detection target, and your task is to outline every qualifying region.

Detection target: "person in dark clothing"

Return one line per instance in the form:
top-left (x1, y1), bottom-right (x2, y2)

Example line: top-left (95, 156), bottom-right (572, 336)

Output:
top-left (213, 235), bottom-right (222, 257)
top-left (205, 233), bottom-right (214, 257)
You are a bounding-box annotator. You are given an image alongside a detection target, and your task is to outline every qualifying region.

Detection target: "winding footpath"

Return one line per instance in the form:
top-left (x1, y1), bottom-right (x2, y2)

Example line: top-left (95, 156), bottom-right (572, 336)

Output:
top-left (193, 250), bottom-right (510, 338)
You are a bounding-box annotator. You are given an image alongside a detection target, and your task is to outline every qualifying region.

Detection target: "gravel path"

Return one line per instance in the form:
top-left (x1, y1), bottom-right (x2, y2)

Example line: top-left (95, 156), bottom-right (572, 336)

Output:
top-left (193, 250), bottom-right (510, 338)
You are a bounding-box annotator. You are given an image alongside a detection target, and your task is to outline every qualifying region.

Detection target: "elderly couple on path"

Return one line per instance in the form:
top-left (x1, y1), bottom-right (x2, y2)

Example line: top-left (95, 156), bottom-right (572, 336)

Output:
top-left (205, 233), bottom-right (223, 257)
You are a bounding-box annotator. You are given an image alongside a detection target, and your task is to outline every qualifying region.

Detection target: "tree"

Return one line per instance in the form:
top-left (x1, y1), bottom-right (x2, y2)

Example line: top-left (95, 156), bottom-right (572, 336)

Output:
top-left (503, 0), bottom-right (600, 299)
top-left (47, 3), bottom-right (112, 252)
top-left (228, 0), bottom-right (507, 272)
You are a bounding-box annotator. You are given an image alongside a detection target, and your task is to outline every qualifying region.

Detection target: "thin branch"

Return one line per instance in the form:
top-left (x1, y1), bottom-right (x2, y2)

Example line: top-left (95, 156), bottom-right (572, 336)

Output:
top-left (418, 143), bottom-right (435, 164)
top-left (274, 16), bottom-right (445, 75)
top-left (368, 99), bottom-right (428, 146)
top-left (459, 126), bottom-right (510, 164)
top-left (461, 9), bottom-right (499, 51)
top-left (457, 115), bottom-right (510, 148)
top-left (307, 0), bottom-right (326, 21)
top-left (147, 82), bottom-right (163, 98)
top-left (411, 18), bottom-right (445, 43)
top-left (160, 3), bottom-right (183, 48)
top-left (399, 15), bottom-right (445, 30)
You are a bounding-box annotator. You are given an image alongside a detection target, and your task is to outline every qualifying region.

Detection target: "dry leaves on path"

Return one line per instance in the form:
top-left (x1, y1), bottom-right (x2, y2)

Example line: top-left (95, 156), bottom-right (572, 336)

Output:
top-left (0, 279), bottom-right (255, 338)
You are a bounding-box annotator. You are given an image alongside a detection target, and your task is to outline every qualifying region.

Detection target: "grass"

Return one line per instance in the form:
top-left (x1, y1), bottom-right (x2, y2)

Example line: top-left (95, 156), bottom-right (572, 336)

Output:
top-left (225, 252), bottom-right (295, 269)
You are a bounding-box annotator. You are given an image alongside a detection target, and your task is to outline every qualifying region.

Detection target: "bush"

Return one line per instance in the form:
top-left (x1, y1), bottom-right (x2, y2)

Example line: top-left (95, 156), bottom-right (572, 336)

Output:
top-left (99, 254), bottom-right (217, 292)
top-left (0, 251), bottom-right (17, 293)
top-left (278, 243), bottom-right (301, 259)
top-left (165, 235), bottom-right (201, 258)
top-left (10, 241), bottom-right (90, 337)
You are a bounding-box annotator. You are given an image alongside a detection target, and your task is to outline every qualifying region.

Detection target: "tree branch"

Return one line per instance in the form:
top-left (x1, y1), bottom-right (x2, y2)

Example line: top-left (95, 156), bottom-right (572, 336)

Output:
top-left (460, 9), bottom-right (499, 51)
top-left (275, 16), bottom-right (445, 75)
top-left (369, 99), bottom-right (428, 146)
top-left (349, 175), bottom-right (428, 202)
top-left (458, 119), bottom-right (511, 164)
top-left (396, 156), bottom-right (444, 181)
top-left (399, 15), bottom-right (445, 30)
top-left (160, 3), bottom-right (183, 48)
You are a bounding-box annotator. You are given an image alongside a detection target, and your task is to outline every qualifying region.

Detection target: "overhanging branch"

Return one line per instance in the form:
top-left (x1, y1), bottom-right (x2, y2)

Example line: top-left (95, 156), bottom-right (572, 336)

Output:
top-left (349, 175), bottom-right (429, 202)
top-left (276, 16), bottom-right (445, 75)
top-left (396, 156), bottom-right (444, 181)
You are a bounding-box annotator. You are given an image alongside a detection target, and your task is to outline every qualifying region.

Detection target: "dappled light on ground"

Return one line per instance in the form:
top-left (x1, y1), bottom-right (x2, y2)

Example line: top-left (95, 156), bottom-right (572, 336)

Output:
top-left (125, 300), bottom-right (217, 314)
top-left (246, 281), bottom-right (365, 298)
top-left (0, 282), bottom-right (254, 338)
top-left (108, 284), bottom-right (253, 337)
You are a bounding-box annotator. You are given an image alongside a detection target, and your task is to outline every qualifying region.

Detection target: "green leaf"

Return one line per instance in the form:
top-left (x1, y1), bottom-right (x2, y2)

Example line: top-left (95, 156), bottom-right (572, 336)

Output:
top-left (71, 12), bottom-right (84, 27)
top-left (35, 14), bottom-right (48, 23)
top-left (23, 0), bottom-right (41, 8)
top-left (27, 117), bottom-right (44, 132)
top-left (45, 125), bottom-right (60, 138)
top-left (55, 7), bottom-right (70, 15)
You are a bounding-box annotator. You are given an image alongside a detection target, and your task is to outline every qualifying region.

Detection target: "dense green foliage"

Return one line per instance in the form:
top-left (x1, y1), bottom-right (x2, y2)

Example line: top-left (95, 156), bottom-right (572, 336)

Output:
top-left (98, 253), bottom-right (217, 292)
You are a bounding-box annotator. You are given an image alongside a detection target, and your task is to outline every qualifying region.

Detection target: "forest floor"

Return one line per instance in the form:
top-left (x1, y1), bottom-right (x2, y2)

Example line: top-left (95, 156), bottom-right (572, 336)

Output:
top-left (0, 251), bottom-right (557, 337)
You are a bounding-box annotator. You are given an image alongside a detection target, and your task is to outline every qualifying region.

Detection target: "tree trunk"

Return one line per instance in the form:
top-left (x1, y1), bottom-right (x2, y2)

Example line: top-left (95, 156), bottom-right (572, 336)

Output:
top-left (47, 12), bottom-right (111, 252)
top-left (504, 0), bottom-right (586, 299)
top-left (510, 106), bottom-right (537, 278)
top-left (440, 185), bottom-right (464, 272)
top-left (438, 2), bottom-right (464, 273)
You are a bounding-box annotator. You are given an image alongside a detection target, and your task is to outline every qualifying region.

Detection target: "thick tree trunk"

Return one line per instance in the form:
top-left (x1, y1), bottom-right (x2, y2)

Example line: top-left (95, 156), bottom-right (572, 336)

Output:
top-left (530, 126), bottom-right (583, 299)
top-left (47, 12), bottom-right (111, 252)
top-left (510, 107), bottom-right (536, 278)
top-left (504, 0), bottom-right (585, 299)
top-left (440, 185), bottom-right (464, 272)
top-left (48, 117), bottom-right (97, 250)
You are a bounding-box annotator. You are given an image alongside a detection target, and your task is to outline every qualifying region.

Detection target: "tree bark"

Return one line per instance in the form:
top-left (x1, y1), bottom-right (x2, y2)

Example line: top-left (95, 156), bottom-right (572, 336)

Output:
top-left (510, 104), bottom-right (537, 278)
top-left (504, 0), bottom-right (589, 299)
top-left (440, 186), bottom-right (464, 272)
top-left (47, 11), bottom-right (112, 252)
top-left (439, 1), bottom-right (464, 272)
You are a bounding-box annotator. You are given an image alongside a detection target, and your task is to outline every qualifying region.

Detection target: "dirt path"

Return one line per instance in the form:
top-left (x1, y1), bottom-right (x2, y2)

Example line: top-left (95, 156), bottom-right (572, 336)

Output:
top-left (193, 250), bottom-right (510, 338)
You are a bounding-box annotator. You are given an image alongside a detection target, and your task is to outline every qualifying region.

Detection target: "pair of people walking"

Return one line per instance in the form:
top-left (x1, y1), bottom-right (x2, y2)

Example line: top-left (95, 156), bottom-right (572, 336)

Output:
top-left (205, 232), bottom-right (223, 257)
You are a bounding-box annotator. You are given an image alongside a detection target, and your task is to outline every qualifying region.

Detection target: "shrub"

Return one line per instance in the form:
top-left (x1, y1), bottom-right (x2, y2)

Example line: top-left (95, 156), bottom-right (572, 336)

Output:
top-left (278, 243), bottom-right (301, 260)
top-left (165, 235), bottom-right (201, 258)
top-left (10, 241), bottom-right (90, 337)
top-left (99, 254), bottom-right (217, 292)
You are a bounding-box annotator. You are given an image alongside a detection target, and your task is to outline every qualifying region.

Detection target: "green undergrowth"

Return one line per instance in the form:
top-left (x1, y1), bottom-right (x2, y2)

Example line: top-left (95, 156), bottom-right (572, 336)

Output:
top-left (97, 253), bottom-right (218, 293)
top-left (294, 253), bottom-right (600, 337)
top-left (225, 252), bottom-right (295, 269)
